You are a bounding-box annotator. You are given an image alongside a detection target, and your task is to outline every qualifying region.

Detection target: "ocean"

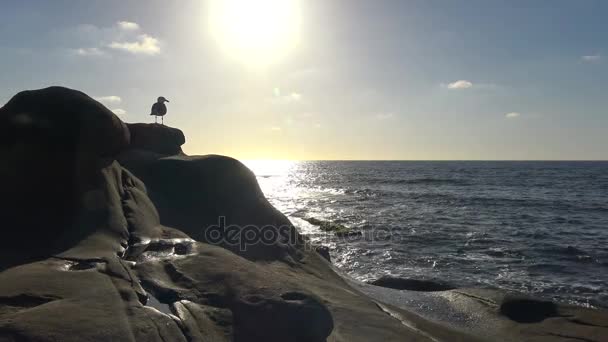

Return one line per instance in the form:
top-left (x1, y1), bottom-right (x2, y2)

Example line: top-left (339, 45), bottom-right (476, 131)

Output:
top-left (245, 160), bottom-right (608, 309)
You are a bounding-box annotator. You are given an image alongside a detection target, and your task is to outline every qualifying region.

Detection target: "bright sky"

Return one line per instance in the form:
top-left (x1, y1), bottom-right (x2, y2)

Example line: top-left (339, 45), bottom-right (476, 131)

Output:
top-left (1, 0), bottom-right (607, 160)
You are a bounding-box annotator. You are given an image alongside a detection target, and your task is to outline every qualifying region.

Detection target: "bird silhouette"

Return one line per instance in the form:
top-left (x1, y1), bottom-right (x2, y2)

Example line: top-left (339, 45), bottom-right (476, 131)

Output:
top-left (150, 96), bottom-right (169, 124)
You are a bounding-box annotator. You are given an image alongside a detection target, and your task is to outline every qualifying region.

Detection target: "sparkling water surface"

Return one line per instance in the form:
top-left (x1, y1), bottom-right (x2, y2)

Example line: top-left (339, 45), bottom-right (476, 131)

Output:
top-left (245, 160), bottom-right (608, 308)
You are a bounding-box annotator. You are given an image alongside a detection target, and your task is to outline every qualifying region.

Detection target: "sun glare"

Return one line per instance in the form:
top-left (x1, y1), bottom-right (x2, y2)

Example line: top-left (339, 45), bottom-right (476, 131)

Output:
top-left (242, 159), bottom-right (297, 177)
top-left (208, 0), bottom-right (301, 66)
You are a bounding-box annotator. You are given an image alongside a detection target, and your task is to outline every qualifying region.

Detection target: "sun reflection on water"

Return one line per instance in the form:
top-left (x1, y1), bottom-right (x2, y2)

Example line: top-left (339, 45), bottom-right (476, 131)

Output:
top-left (241, 159), bottom-right (298, 177)
top-left (241, 160), bottom-right (304, 216)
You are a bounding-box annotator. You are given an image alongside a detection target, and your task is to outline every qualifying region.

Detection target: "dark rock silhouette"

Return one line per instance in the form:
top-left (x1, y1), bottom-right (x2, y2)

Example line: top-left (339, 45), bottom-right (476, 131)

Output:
top-left (1, 86), bottom-right (607, 342)
top-left (127, 123), bottom-right (185, 155)
top-left (0, 86), bottom-right (129, 270)
top-left (0, 86), bottom-right (129, 157)
top-left (118, 153), bottom-right (304, 262)
top-left (370, 276), bottom-right (455, 292)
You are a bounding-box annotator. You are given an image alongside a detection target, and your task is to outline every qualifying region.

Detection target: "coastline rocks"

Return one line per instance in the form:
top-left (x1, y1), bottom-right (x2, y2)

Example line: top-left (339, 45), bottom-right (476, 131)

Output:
top-left (119, 153), bottom-right (304, 262)
top-left (127, 123), bottom-right (185, 155)
top-left (2, 87), bottom-right (430, 341)
top-left (2, 86), bottom-right (606, 342)
top-left (369, 276), bottom-right (455, 292)
top-left (352, 282), bottom-right (608, 342)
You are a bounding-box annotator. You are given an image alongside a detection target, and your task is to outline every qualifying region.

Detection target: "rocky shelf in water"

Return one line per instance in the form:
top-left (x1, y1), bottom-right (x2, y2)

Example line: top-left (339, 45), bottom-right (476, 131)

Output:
top-left (303, 217), bottom-right (363, 237)
top-left (0, 86), bottom-right (607, 342)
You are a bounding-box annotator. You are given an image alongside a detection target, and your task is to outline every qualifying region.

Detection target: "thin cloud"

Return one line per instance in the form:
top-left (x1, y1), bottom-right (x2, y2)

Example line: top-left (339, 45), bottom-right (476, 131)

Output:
top-left (446, 80), bottom-right (473, 89)
top-left (117, 21), bottom-right (140, 31)
top-left (112, 108), bottom-right (127, 115)
top-left (505, 112), bottom-right (521, 119)
top-left (108, 34), bottom-right (161, 55)
top-left (94, 95), bottom-right (122, 104)
top-left (73, 47), bottom-right (105, 56)
top-left (69, 22), bottom-right (160, 57)
top-left (581, 55), bottom-right (601, 62)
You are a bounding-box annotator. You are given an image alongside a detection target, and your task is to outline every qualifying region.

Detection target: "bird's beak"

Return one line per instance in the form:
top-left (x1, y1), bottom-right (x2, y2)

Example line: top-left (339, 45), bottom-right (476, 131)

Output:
top-left (165, 99), bottom-right (170, 102)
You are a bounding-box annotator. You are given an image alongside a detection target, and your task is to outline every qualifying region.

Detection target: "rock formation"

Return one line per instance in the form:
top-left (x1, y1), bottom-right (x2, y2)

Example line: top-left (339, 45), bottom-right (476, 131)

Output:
top-left (0, 86), bottom-right (606, 341)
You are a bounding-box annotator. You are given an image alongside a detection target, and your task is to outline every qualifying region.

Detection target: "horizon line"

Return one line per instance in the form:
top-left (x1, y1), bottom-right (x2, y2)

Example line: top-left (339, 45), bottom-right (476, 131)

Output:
top-left (239, 159), bottom-right (608, 162)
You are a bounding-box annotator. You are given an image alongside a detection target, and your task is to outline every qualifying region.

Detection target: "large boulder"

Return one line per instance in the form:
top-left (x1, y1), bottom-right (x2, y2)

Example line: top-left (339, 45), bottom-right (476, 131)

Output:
top-left (0, 86), bottom-right (129, 158)
top-left (119, 153), bottom-right (304, 262)
top-left (0, 87), bottom-right (130, 268)
top-left (117, 124), bottom-right (304, 262)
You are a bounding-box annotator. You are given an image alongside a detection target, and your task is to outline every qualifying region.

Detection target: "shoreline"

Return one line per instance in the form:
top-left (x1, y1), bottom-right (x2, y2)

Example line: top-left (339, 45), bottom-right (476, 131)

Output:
top-left (1, 87), bottom-right (606, 341)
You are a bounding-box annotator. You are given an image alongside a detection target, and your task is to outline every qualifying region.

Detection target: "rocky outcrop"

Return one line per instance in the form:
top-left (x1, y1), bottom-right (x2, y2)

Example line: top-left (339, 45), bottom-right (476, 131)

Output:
top-left (1, 86), bottom-right (607, 342)
top-left (304, 217), bottom-right (362, 237)
top-left (0, 87), bottom-right (475, 342)
top-left (127, 123), bottom-right (185, 155)
top-left (0, 86), bottom-right (129, 157)
top-left (118, 152), bottom-right (303, 262)
top-left (0, 86), bottom-right (130, 270)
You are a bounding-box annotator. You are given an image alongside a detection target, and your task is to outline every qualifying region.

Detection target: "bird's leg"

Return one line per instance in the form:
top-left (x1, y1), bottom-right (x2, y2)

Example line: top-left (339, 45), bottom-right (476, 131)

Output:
top-left (162, 116), bottom-right (164, 125)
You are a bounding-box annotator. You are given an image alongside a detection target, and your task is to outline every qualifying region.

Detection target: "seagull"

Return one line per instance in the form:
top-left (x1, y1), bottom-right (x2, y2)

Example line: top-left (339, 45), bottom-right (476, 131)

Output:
top-left (150, 96), bottom-right (169, 124)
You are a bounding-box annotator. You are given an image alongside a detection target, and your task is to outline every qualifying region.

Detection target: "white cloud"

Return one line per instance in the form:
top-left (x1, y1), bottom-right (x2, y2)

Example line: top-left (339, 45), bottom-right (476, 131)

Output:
top-left (117, 21), bottom-right (140, 31)
top-left (108, 34), bottom-right (161, 55)
top-left (73, 47), bottom-right (105, 56)
top-left (68, 22), bottom-right (160, 57)
top-left (446, 80), bottom-right (473, 89)
top-left (94, 95), bottom-right (122, 104)
top-left (581, 55), bottom-right (601, 62)
top-left (374, 112), bottom-right (394, 120)
top-left (112, 108), bottom-right (127, 115)
top-left (505, 112), bottom-right (521, 119)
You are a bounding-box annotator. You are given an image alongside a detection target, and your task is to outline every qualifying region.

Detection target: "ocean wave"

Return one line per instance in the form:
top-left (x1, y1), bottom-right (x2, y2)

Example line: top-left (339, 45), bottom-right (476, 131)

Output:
top-left (259, 160), bottom-right (608, 309)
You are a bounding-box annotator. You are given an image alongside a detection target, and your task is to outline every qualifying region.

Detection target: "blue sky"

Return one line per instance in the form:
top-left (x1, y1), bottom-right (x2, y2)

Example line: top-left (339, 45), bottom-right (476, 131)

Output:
top-left (1, 0), bottom-right (606, 159)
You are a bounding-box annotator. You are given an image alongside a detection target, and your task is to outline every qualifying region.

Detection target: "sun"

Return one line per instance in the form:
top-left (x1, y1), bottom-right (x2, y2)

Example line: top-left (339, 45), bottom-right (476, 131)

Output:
top-left (208, 0), bottom-right (301, 66)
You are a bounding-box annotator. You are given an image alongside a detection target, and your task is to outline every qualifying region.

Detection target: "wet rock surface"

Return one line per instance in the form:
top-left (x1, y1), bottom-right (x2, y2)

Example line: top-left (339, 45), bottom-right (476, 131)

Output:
top-left (352, 281), bottom-right (608, 342)
top-left (304, 217), bottom-right (362, 237)
top-left (0, 87), bottom-right (607, 342)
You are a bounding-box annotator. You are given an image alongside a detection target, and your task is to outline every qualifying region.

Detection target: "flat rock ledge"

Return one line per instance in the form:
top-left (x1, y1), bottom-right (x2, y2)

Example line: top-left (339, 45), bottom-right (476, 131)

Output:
top-left (1, 86), bottom-right (607, 342)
